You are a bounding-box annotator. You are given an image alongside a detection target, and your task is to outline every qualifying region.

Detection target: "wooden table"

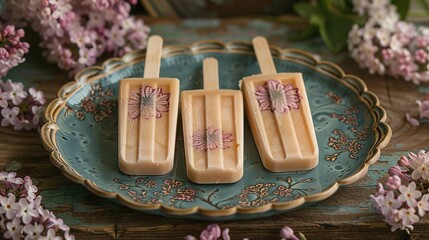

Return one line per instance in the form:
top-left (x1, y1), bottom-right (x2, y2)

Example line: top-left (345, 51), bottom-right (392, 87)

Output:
top-left (2, 18), bottom-right (429, 239)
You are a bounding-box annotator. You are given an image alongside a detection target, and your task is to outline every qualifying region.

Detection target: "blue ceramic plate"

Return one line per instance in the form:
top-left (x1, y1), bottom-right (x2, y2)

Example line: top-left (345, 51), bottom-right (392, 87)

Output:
top-left (41, 40), bottom-right (391, 220)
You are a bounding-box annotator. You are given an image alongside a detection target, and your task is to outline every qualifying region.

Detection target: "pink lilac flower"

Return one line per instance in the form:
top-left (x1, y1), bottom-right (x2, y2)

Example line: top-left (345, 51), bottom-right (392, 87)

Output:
top-left (255, 80), bottom-right (302, 113)
top-left (417, 100), bottom-right (429, 119)
top-left (200, 224), bottom-right (221, 240)
top-left (2, 0), bottom-right (149, 75)
top-left (398, 156), bottom-right (410, 167)
top-left (408, 150), bottom-right (429, 180)
top-left (40, 228), bottom-right (62, 240)
top-left (0, 25), bottom-right (29, 77)
top-left (380, 191), bottom-right (402, 215)
top-left (23, 222), bottom-right (44, 239)
top-left (398, 182), bottom-right (421, 207)
top-left (16, 198), bottom-right (39, 224)
top-left (386, 175), bottom-right (401, 190)
top-left (388, 166), bottom-right (411, 181)
top-left (348, 1), bottom-right (429, 84)
top-left (279, 226), bottom-right (299, 240)
top-left (398, 207), bottom-right (419, 226)
top-left (1, 107), bottom-right (19, 127)
top-left (0, 172), bottom-right (24, 188)
top-left (192, 126), bottom-right (233, 151)
top-left (3, 80), bottom-right (27, 105)
top-left (0, 79), bottom-right (46, 131)
top-left (416, 194), bottom-right (429, 217)
top-left (28, 88), bottom-right (46, 105)
top-left (128, 86), bottom-right (170, 120)
top-left (0, 194), bottom-right (18, 220)
top-left (0, 88), bottom-right (9, 108)
top-left (3, 217), bottom-right (23, 240)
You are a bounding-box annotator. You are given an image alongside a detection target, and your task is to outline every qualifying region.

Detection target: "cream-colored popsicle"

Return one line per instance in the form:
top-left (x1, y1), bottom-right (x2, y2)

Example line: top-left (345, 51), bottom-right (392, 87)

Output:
top-left (182, 58), bottom-right (244, 184)
top-left (241, 36), bottom-right (318, 172)
top-left (118, 35), bottom-right (179, 175)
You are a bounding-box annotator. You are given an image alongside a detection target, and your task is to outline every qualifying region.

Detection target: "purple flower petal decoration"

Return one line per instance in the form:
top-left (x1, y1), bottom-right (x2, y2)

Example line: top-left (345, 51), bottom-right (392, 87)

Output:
top-left (192, 126), bottom-right (233, 151)
top-left (255, 79), bottom-right (302, 114)
top-left (128, 85), bottom-right (170, 120)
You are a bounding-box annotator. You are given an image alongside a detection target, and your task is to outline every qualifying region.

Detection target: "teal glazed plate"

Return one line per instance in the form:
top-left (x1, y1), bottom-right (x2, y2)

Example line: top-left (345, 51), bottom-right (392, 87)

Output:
top-left (41, 40), bottom-right (391, 220)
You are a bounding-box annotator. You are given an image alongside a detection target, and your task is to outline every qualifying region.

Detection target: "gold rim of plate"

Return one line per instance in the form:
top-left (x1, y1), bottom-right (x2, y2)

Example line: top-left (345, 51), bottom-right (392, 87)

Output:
top-left (40, 40), bottom-right (392, 217)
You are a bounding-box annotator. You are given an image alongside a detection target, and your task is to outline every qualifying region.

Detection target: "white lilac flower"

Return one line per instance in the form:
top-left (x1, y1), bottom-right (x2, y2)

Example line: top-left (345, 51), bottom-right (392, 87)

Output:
top-left (23, 223), bottom-right (44, 239)
top-left (3, 217), bottom-right (23, 240)
top-left (0, 194), bottom-right (18, 220)
top-left (105, 24), bottom-right (126, 48)
top-left (398, 207), bottom-right (419, 226)
top-left (16, 198), bottom-right (39, 224)
top-left (398, 182), bottom-right (422, 207)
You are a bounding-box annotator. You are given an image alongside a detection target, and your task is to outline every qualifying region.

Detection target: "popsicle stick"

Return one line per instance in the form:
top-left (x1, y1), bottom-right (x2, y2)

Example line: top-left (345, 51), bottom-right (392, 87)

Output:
top-left (252, 36), bottom-right (301, 160)
top-left (252, 36), bottom-right (277, 75)
top-left (143, 35), bottom-right (163, 78)
top-left (203, 57), bottom-right (219, 90)
top-left (203, 58), bottom-right (223, 169)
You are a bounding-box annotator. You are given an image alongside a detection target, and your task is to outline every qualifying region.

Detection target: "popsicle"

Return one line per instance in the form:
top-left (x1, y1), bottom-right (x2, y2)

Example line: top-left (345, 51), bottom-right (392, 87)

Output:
top-left (241, 36), bottom-right (318, 172)
top-left (181, 58), bottom-right (244, 184)
top-left (118, 35), bottom-right (180, 175)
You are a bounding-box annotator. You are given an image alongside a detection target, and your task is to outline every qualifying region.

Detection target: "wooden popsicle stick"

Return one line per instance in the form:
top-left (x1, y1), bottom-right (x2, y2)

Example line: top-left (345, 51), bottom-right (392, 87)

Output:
top-left (203, 58), bottom-right (223, 170)
top-left (143, 35), bottom-right (163, 78)
top-left (252, 36), bottom-right (302, 160)
top-left (252, 36), bottom-right (277, 75)
top-left (203, 57), bottom-right (219, 90)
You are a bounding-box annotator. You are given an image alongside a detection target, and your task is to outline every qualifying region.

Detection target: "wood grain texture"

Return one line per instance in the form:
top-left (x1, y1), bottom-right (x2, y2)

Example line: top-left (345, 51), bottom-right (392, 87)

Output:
top-left (2, 17), bottom-right (429, 239)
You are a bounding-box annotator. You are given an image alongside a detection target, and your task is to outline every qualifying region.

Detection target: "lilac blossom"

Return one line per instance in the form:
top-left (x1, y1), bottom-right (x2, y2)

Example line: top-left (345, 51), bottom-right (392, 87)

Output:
top-left (0, 79), bottom-right (46, 131)
top-left (371, 150), bottom-right (429, 233)
top-left (348, 0), bottom-right (429, 85)
top-left (2, 0), bottom-right (149, 75)
top-left (0, 171), bottom-right (74, 239)
top-left (0, 25), bottom-right (29, 77)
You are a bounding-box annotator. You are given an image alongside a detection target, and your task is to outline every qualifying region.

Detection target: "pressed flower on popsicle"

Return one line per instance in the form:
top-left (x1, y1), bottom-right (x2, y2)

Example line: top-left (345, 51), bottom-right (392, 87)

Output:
top-left (254, 79), bottom-right (302, 114)
top-left (192, 126), bottom-right (233, 151)
top-left (128, 86), bottom-right (170, 120)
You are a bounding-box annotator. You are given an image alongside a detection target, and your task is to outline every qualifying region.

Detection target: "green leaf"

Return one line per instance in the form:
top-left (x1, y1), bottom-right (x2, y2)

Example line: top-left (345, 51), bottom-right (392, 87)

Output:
top-left (290, 25), bottom-right (319, 40)
top-left (294, 2), bottom-right (319, 18)
top-left (319, 14), bottom-right (354, 52)
top-left (298, 232), bottom-right (307, 240)
top-left (309, 13), bottom-right (325, 26)
top-left (391, 0), bottom-right (410, 19)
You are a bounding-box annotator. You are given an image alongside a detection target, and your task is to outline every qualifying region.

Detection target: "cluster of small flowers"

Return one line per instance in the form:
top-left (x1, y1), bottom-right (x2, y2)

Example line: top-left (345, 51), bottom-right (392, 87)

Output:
top-left (405, 94), bottom-right (429, 126)
top-left (184, 224), bottom-right (305, 240)
top-left (349, 0), bottom-right (429, 84)
top-left (2, 0), bottom-right (149, 75)
top-left (0, 24), bottom-right (29, 77)
top-left (0, 172), bottom-right (74, 239)
top-left (370, 150), bottom-right (429, 233)
top-left (0, 79), bottom-right (45, 131)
